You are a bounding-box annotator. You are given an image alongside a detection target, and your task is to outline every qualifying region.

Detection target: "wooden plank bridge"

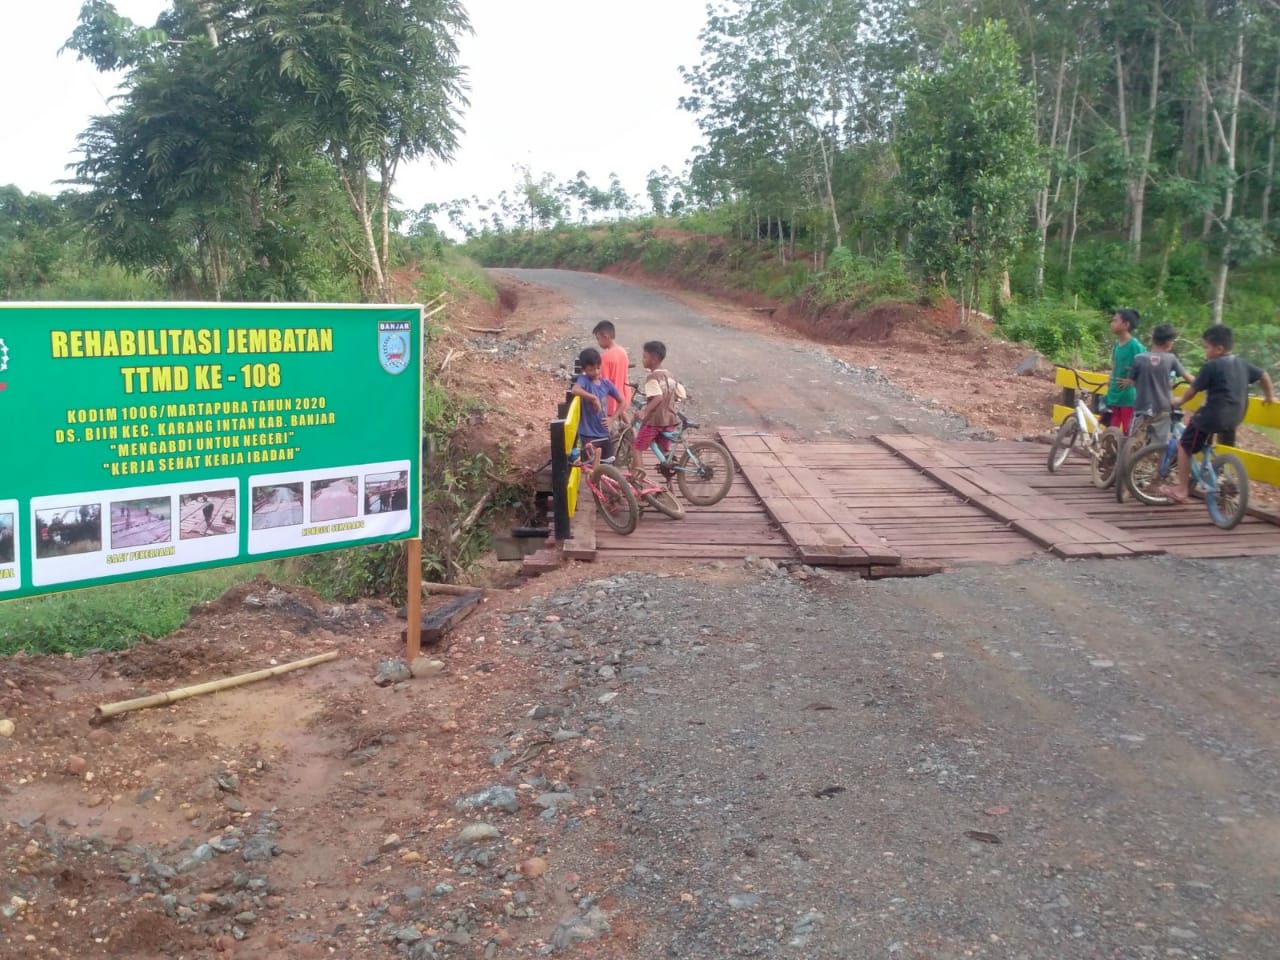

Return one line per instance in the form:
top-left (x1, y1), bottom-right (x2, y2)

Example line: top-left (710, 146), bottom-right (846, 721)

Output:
top-left (556, 431), bottom-right (1280, 576)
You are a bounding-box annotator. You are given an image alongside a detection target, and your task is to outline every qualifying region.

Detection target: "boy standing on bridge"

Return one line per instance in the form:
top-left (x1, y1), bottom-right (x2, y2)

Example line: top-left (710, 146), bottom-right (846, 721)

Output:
top-left (633, 340), bottom-right (686, 471)
top-left (571, 348), bottom-right (625, 463)
top-left (1127, 324), bottom-right (1189, 445)
top-left (1162, 324), bottom-right (1274, 504)
top-left (593, 320), bottom-right (632, 417)
top-left (1106, 308), bottom-right (1146, 435)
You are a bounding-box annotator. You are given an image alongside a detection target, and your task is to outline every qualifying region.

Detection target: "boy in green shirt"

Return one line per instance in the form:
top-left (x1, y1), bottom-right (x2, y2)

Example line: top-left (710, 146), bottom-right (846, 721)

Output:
top-left (1105, 308), bottom-right (1145, 435)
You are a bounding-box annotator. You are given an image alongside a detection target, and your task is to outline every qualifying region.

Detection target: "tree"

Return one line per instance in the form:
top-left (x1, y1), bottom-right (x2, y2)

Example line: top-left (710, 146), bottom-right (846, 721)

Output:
top-left (255, 0), bottom-right (472, 301)
top-left (679, 0), bottom-right (871, 253)
top-left (896, 20), bottom-right (1041, 319)
top-left (65, 1), bottom-right (472, 302)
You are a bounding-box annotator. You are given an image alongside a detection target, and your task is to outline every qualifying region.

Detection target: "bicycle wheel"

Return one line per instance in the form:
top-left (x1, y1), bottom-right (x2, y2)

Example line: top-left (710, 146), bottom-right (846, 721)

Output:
top-left (590, 464), bottom-right (639, 535)
top-left (1114, 433), bottom-right (1146, 503)
top-left (1047, 416), bottom-right (1080, 472)
top-left (1090, 426), bottom-right (1124, 489)
top-left (612, 424), bottom-right (636, 469)
top-left (641, 488), bottom-right (686, 520)
top-left (1206, 452), bottom-right (1249, 530)
top-left (676, 439), bottom-right (736, 506)
top-left (1124, 441), bottom-right (1178, 505)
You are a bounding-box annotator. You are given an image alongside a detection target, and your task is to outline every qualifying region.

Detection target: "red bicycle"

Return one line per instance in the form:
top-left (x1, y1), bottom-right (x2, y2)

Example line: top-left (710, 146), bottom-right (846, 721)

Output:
top-left (570, 442), bottom-right (639, 535)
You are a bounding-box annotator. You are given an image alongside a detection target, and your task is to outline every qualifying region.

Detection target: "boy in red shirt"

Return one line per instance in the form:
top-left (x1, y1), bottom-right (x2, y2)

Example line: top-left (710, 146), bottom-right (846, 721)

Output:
top-left (592, 320), bottom-right (631, 417)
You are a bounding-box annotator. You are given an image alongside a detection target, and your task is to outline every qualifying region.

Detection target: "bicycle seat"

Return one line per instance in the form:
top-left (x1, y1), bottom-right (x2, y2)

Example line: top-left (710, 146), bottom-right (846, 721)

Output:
top-left (679, 412), bottom-right (700, 429)
top-left (1171, 409), bottom-right (1185, 421)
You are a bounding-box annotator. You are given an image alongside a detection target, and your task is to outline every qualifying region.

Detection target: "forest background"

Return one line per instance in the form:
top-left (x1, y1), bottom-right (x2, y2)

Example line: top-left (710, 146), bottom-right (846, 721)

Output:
top-left (4, 0), bottom-right (1280, 370)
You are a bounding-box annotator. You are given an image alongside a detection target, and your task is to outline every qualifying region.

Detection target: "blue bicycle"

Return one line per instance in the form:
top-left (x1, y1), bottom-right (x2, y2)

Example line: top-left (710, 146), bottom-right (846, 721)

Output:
top-left (611, 391), bottom-right (736, 506)
top-left (1121, 410), bottom-right (1250, 529)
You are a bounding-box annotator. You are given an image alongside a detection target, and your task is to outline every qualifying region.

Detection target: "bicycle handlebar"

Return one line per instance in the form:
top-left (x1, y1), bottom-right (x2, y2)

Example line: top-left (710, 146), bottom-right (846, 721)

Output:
top-left (1054, 365), bottom-right (1109, 393)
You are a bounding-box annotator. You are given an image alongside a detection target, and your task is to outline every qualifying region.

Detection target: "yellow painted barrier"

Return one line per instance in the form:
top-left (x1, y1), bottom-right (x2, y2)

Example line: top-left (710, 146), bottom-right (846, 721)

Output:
top-left (550, 395), bottom-right (583, 540)
top-left (563, 397), bottom-right (581, 518)
top-left (1053, 368), bottom-right (1280, 486)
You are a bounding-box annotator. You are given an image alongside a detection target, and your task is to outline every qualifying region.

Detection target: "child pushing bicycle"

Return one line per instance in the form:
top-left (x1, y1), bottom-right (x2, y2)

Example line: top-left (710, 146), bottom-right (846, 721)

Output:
top-left (1161, 324), bottom-right (1274, 505)
top-left (571, 348), bottom-right (627, 463)
top-left (632, 340), bottom-right (687, 475)
top-left (1126, 323), bottom-right (1189, 446)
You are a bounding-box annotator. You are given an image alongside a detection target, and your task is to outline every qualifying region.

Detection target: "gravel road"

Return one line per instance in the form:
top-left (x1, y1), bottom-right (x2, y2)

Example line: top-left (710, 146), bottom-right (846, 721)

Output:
top-left (479, 271), bottom-right (1280, 957)
top-left (502, 558), bottom-right (1280, 958)
top-left (496, 268), bottom-right (984, 441)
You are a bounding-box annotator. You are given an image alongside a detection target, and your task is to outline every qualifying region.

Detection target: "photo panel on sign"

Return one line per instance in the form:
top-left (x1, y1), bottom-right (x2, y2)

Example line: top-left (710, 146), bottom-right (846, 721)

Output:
top-left (109, 495), bottom-right (173, 551)
top-left (178, 489), bottom-right (237, 540)
top-left (30, 478), bottom-right (240, 588)
top-left (364, 469), bottom-right (410, 515)
top-left (309, 475), bottom-right (359, 522)
top-left (248, 460), bottom-right (412, 555)
top-left (0, 501), bottom-right (19, 592)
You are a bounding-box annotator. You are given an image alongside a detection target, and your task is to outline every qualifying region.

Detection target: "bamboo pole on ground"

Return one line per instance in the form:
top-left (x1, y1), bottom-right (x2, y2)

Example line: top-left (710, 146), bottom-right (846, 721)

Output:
top-left (94, 651), bottom-right (339, 722)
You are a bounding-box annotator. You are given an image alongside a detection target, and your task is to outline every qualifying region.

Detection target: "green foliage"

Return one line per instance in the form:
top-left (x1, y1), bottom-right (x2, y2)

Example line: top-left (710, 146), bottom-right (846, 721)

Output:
top-left (297, 377), bottom-right (517, 601)
top-left (640, 238), bottom-right (681, 273)
top-left (22, 263), bottom-right (167, 301)
top-left (896, 21), bottom-right (1041, 304)
top-left (1068, 241), bottom-right (1149, 310)
top-left (813, 247), bottom-right (913, 308)
top-left (999, 301), bottom-right (1110, 367)
top-left (765, 262), bottom-right (813, 299)
top-left (0, 564), bottom-right (277, 656)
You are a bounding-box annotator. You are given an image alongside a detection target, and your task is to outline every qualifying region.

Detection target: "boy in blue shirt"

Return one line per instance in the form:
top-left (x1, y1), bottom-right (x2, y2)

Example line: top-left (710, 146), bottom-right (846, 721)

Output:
top-left (571, 348), bottom-right (625, 463)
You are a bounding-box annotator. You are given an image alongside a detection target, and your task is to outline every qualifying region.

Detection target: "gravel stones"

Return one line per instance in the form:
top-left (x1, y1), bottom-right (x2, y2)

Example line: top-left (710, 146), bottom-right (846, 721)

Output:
top-left (550, 905), bottom-right (611, 950)
top-left (374, 658), bottom-right (412, 686)
top-left (456, 785), bottom-right (520, 814)
top-left (457, 822), bottom-right (501, 844)
top-left (410, 657), bottom-right (446, 678)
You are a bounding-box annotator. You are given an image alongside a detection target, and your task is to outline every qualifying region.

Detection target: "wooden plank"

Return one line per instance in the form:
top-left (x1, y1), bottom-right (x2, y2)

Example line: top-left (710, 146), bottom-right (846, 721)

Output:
top-left (879, 435), bottom-right (1165, 558)
top-left (868, 563), bottom-right (945, 579)
top-left (595, 545), bottom-right (796, 559)
top-left (1166, 542), bottom-right (1280, 558)
top-left (420, 590), bottom-right (483, 644)
top-left (563, 496), bottom-right (597, 560)
top-left (720, 431), bottom-right (901, 567)
top-left (521, 545), bottom-right (562, 576)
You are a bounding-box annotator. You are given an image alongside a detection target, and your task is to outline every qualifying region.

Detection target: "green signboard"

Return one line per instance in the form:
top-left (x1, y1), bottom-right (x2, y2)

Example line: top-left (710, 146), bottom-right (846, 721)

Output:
top-left (0, 303), bottom-right (421, 600)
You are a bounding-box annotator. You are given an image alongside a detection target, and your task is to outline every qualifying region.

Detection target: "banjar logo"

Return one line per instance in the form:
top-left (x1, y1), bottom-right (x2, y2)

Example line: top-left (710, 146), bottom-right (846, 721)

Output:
top-left (0, 337), bottom-right (9, 392)
top-left (377, 321), bottom-right (411, 375)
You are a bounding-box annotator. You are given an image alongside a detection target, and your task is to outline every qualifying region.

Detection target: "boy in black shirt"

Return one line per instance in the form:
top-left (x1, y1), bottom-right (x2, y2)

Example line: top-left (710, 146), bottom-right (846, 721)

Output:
top-left (1162, 324), bottom-right (1274, 504)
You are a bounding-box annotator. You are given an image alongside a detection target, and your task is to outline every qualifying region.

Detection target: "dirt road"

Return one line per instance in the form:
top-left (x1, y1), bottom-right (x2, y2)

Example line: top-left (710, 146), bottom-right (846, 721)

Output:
top-left (1, 274), bottom-right (1277, 959)
top-left (499, 268), bottom-right (982, 440)
top-left (493, 272), bottom-right (1280, 956)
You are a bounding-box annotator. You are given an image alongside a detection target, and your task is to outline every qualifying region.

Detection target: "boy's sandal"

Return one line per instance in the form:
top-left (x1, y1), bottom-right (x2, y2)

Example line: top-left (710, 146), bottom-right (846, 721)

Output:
top-left (1158, 485), bottom-right (1189, 504)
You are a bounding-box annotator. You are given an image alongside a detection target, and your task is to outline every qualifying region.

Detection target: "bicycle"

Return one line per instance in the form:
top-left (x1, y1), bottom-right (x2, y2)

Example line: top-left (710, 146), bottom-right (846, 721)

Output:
top-left (613, 458), bottom-right (686, 520)
top-left (1121, 410), bottom-right (1250, 529)
top-left (1113, 410), bottom-right (1170, 503)
top-left (570, 441), bottom-right (639, 535)
top-left (616, 408), bottom-right (736, 507)
top-left (1046, 367), bottom-right (1125, 489)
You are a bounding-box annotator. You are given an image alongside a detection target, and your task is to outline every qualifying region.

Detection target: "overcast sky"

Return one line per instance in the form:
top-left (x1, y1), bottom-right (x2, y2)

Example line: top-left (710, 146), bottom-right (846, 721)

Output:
top-left (0, 1), bottom-right (707, 212)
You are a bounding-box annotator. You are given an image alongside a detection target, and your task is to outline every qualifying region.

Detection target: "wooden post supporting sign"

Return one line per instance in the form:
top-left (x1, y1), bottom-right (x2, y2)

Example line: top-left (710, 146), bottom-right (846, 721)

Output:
top-left (405, 538), bottom-right (423, 661)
